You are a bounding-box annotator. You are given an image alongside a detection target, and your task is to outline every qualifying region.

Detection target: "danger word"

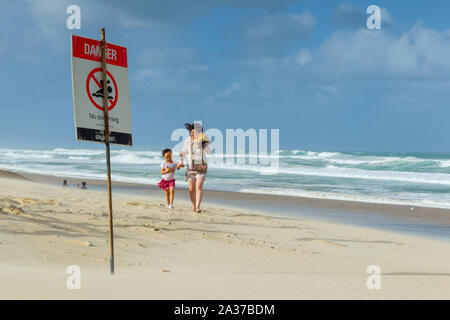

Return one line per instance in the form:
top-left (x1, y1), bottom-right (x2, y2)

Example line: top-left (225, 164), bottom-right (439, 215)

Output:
top-left (84, 44), bottom-right (117, 61)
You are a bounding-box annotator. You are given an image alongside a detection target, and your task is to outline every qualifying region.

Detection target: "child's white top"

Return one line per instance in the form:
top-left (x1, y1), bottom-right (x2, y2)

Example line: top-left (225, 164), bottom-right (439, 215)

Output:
top-left (161, 160), bottom-right (179, 181)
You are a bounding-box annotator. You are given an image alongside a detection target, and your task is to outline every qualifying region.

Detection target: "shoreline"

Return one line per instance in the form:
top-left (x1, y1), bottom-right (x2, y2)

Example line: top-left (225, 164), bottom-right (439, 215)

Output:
top-left (7, 166), bottom-right (449, 210)
top-left (14, 170), bottom-right (450, 241)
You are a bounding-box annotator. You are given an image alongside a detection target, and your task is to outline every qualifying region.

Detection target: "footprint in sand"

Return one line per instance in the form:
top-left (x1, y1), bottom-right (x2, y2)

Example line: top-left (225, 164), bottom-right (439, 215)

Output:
top-left (2, 205), bottom-right (25, 215)
top-left (18, 198), bottom-right (39, 205)
top-left (0, 199), bottom-right (21, 207)
top-left (314, 240), bottom-right (347, 247)
top-left (43, 199), bottom-right (59, 205)
top-left (125, 201), bottom-right (149, 209)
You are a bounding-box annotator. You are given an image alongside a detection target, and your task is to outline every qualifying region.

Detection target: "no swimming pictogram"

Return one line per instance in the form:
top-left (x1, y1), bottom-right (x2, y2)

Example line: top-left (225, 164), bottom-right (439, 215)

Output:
top-left (86, 67), bottom-right (118, 111)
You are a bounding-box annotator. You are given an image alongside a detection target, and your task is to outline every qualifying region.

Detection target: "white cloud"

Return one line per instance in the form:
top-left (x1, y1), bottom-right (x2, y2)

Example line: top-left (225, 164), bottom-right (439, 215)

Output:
top-left (136, 66), bottom-right (204, 93)
top-left (26, 0), bottom-right (299, 37)
top-left (236, 22), bottom-right (450, 80)
top-left (138, 48), bottom-right (195, 67)
top-left (136, 68), bottom-right (161, 80)
top-left (381, 8), bottom-right (395, 26)
top-left (186, 64), bottom-right (209, 72)
top-left (242, 11), bottom-right (316, 55)
top-left (245, 11), bottom-right (316, 40)
top-left (331, 3), bottom-right (365, 29)
top-left (290, 11), bottom-right (316, 29)
top-left (136, 47), bottom-right (208, 93)
top-left (26, 0), bottom-right (71, 51)
top-left (219, 82), bottom-right (242, 97)
top-left (315, 23), bottom-right (450, 78)
top-left (220, 21), bottom-right (450, 113)
top-left (137, 47), bottom-right (208, 77)
top-left (295, 49), bottom-right (313, 66)
top-left (117, 15), bottom-right (158, 28)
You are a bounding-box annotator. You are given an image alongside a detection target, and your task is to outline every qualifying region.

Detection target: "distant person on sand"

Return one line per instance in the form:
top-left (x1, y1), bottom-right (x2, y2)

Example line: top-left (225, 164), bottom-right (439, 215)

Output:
top-left (62, 180), bottom-right (68, 187)
top-left (158, 148), bottom-right (184, 209)
top-left (180, 122), bottom-right (210, 213)
top-left (80, 181), bottom-right (87, 190)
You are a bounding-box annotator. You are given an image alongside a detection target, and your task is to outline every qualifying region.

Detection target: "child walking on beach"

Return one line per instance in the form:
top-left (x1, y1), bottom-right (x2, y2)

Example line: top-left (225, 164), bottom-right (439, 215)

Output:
top-left (158, 148), bottom-right (184, 209)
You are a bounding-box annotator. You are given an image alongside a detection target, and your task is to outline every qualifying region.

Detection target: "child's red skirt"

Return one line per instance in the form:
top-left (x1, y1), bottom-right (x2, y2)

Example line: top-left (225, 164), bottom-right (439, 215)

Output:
top-left (158, 179), bottom-right (175, 191)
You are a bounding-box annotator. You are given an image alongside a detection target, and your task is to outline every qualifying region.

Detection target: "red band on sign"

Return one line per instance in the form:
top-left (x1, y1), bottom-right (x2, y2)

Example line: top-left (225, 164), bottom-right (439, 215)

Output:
top-left (72, 34), bottom-right (128, 68)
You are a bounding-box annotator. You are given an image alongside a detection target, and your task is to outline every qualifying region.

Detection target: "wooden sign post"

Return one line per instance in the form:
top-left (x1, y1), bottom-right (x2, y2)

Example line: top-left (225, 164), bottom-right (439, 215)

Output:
top-left (100, 28), bottom-right (115, 275)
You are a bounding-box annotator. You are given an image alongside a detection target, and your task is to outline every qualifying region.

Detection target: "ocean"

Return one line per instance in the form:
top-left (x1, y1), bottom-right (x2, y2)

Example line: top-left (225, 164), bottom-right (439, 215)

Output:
top-left (0, 147), bottom-right (449, 209)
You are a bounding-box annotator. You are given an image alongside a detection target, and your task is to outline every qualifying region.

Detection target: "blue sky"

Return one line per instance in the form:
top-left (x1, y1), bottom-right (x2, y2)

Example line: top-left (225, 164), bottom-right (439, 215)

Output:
top-left (1, 0), bottom-right (450, 152)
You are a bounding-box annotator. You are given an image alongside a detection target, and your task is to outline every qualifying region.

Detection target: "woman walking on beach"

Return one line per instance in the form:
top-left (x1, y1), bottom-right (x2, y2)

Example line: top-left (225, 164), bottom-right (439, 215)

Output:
top-left (180, 122), bottom-right (210, 213)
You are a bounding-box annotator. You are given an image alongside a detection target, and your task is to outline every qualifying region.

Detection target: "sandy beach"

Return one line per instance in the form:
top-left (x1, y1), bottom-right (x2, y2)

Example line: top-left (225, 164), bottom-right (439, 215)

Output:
top-left (0, 171), bottom-right (450, 300)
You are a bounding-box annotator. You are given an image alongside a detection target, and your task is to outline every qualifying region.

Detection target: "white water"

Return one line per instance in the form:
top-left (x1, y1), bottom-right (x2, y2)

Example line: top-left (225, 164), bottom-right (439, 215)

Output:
top-left (1, 148), bottom-right (449, 209)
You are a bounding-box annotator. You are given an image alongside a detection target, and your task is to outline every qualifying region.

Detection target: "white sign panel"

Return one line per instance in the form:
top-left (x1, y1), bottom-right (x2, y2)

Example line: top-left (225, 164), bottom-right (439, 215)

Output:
top-left (71, 34), bottom-right (132, 145)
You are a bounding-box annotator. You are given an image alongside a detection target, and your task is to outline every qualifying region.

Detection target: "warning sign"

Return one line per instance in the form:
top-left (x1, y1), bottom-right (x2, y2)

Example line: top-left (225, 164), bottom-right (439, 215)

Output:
top-left (71, 34), bottom-right (132, 146)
